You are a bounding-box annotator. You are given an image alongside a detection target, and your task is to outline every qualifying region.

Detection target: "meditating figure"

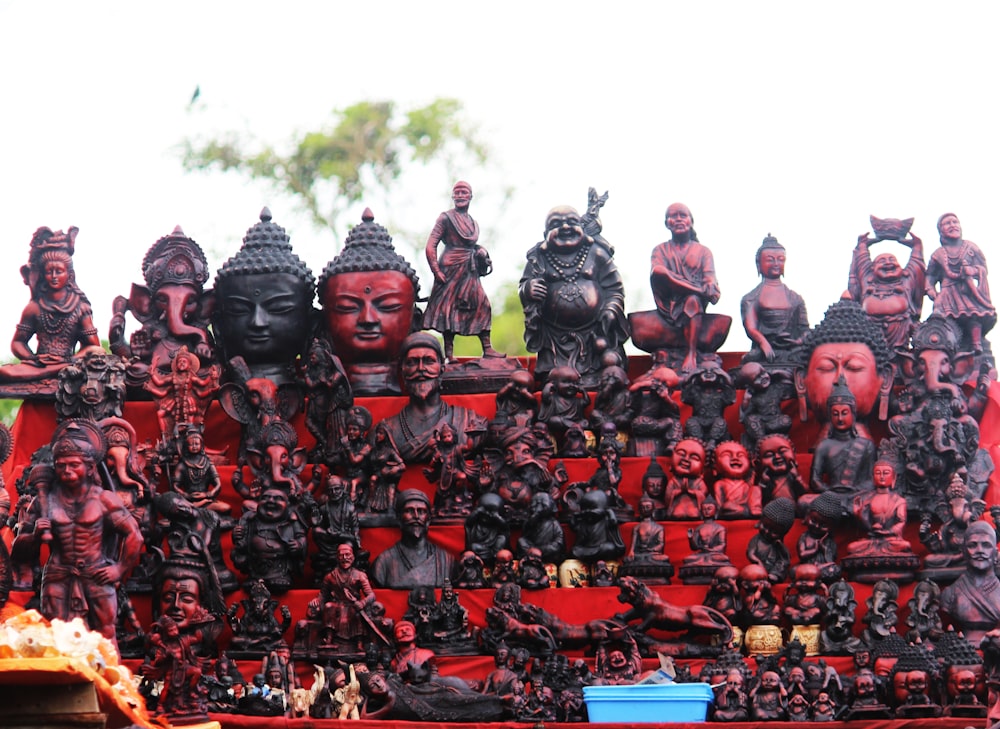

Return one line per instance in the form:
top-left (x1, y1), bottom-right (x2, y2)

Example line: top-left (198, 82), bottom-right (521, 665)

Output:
top-left (740, 233), bottom-right (808, 364)
top-left (845, 461), bottom-right (913, 556)
top-left (809, 376), bottom-right (876, 514)
top-left (680, 497), bottom-right (733, 584)
top-left (3, 226), bottom-right (103, 382)
top-left (423, 181), bottom-right (503, 361)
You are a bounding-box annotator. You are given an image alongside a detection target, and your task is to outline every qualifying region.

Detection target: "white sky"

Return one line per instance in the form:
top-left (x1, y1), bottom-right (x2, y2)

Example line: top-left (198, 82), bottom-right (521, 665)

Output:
top-left (2, 1), bottom-right (998, 358)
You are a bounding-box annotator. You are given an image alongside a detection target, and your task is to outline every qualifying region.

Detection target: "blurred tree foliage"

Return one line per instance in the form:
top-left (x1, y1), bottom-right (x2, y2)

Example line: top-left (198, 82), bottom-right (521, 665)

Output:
top-left (0, 400), bottom-right (19, 427)
top-left (182, 98), bottom-right (488, 240)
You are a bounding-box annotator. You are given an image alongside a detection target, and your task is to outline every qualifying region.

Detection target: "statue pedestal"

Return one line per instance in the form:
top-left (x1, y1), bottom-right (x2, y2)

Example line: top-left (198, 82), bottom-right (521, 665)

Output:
top-left (842, 553), bottom-right (920, 584)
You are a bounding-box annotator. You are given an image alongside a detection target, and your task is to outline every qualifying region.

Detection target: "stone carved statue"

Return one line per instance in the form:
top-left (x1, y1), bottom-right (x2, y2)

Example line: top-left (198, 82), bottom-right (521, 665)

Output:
top-left (213, 208), bottom-right (317, 384)
top-left (54, 352), bottom-right (127, 422)
top-left (519, 202), bottom-right (628, 386)
top-left (423, 181), bottom-right (504, 362)
top-left (925, 212), bottom-right (996, 355)
top-left (145, 346), bottom-right (221, 449)
top-left (631, 203), bottom-right (730, 372)
top-left (795, 300), bottom-right (894, 440)
top-left (740, 233), bottom-right (809, 365)
top-left (378, 333), bottom-right (488, 464)
top-left (1, 226), bottom-right (104, 386)
top-left (846, 217), bottom-right (925, 350)
top-left (10, 420), bottom-right (143, 646)
top-left (371, 489), bottom-right (455, 590)
top-left (109, 225), bottom-right (215, 388)
top-left (319, 208), bottom-right (421, 395)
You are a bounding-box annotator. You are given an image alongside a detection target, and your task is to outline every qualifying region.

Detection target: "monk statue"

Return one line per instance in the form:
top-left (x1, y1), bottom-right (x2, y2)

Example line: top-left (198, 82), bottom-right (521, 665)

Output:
top-left (519, 202), bottom-right (628, 386)
top-left (925, 212), bottom-right (995, 356)
top-left (630, 203), bottom-right (729, 372)
top-left (740, 233), bottom-right (808, 365)
top-left (809, 375), bottom-right (877, 517)
top-left (2, 226), bottom-right (103, 385)
top-left (423, 181), bottom-right (504, 362)
top-left (846, 217), bottom-right (925, 350)
top-left (842, 461), bottom-right (920, 583)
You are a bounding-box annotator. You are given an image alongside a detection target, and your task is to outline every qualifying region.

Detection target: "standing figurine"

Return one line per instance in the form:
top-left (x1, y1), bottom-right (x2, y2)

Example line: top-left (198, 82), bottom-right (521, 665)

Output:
top-left (519, 202), bottom-right (628, 386)
top-left (367, 423), bottom-right (405, 515)
top-left (424, 422), bottom-right (472, 518)
top-left (338, 406), bottom-right (373, 508)
top-left (423, 181), bottom-right (504, 362)
top-left (847, 217), bottom-right (925, 349)
top-left (740, 233), bottom-right (809, 365)
top-left (2, 226), bottom-right (104, 383)
top-left (926, 212), bottom-right (995, 354)
top-left (11, 420), bottom-right (143, 647)
top-left (145, 347), bottom-right (221, 447)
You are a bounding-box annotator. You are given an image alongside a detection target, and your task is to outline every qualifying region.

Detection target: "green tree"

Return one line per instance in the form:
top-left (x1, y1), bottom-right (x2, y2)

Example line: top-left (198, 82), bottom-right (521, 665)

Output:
top-left (182, 98), bottom-right (488, 240)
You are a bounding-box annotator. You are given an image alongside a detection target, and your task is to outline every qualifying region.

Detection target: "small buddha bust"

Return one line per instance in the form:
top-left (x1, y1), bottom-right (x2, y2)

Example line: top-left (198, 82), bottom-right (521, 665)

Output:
top-left (214, 208), bottom-right (316, 385)
top-left (318, 208), bottom-right (420, 394)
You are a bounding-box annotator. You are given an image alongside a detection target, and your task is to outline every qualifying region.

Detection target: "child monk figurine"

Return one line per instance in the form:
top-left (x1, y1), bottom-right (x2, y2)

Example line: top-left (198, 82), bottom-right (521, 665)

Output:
top-left (664, 438), bottom-right (709, 520)
top-left (712, 441), bottom-right (761, 519)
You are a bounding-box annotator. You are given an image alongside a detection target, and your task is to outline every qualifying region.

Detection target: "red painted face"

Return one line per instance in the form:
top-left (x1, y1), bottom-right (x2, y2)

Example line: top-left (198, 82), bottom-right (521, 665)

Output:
top-left (805, 342), bottom-right (882, 422)
top-left (322, 270), bottom-right (415, 364)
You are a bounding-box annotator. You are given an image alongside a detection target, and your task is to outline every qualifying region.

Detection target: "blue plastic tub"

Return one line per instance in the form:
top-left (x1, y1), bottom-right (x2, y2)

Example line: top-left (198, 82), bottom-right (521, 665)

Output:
top-left (583, 683), bottom-right (714, 723)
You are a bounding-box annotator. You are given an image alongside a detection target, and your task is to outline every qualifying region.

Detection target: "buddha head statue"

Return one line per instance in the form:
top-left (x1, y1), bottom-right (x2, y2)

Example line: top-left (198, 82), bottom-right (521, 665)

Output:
top-left (318, 208), bottom-right (420, 394)
top-left (213, 208), bottom-right (315, 383)
top-left (796, 299), bottom-right (894, 426)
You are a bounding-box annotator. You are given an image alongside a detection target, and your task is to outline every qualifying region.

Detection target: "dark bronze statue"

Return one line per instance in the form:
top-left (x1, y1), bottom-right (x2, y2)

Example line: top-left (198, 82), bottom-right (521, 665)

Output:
top-left (745, 497), bottom-right (795, 584)
top-left (842, 460), bottom-right (920, 583)
top-left (11, 420), bottom-right (143, 647)
top-left (214, 208), bottom-right (316, 384)
top-left (626, 364), bottom-right (682, 458)
top-left (926, 212), bottom-right (996, 355)
top-left (630, 203), bottom-right (730, 372)
top-left (371, 489), bottom-right (455, 589)
top-left (846, 217), bottom-right (925, 350)
top-left (319, 208), bottom-right (420, 395)
top-left (736, 362), bottom-right (795, 452)
top-left (378, 332), bottom-right (487, 464)
top-left (621, 496), bottom-right (674, 584)
top-left (519, 202), bottom-right (628, 386)
top-left (109, 225), bottom-right (214, 389)
top-left (423, 181), bottom-right (504, 362)
top-left (681, 362), bottom-right (735, 449)
top-left (227, 579), bottom-right (293, 656)
top-left (54, 352), bottom-right (127, 421)
top-left (231, 487), bottom-right (308, 593)
top-left (740, 233), bottom-right (808, 365)
top-left (940, 520), bottom-right (1000, 645)
top-left (1, 226), bottom-right (104, 387)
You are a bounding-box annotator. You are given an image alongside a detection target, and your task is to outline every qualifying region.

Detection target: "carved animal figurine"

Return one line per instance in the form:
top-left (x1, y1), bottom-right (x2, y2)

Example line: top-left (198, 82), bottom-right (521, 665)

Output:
top-left (614, 575), bottom-right (733, 646)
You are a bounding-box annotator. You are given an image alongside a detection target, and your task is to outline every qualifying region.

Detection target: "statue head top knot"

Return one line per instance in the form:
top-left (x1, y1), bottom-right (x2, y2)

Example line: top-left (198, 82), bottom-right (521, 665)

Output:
top-left (213, 208), bottom-right (316, 379)
top-left (318, 209), bottom-right (421, 392)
